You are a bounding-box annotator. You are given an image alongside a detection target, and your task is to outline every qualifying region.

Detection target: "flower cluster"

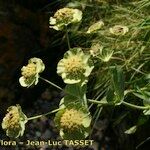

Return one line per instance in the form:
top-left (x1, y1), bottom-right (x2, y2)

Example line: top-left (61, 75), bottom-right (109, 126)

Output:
top-left (19, 57), bottom-right (45, 87)
top-left (109, 25), bottom-right (129, 36)
top-left (2, 105), bottom-right (27, 138)
top-left (90, 43), bottom-right (103, 57)
top-left (87, 20), bottom-right (104, 33)
top-left (49, 8), bottom-right (82, 31)
top-left (54, 103), bottom-right (91, 140)
top-left (60, 108), bottom-right (83, 131)
top-left (57, 48), bottom-right (94, 84)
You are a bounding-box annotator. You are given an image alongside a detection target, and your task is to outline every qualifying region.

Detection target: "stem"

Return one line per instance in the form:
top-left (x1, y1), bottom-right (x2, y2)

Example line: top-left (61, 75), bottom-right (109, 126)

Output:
top-left (88, 99), bottom-right (150, 110)
top-left (40, 77), bottom-right (82, 100)
top-left (88, 99), bottom-right (112, 105)
top-left (28, 108), bottom-right (62, 121)
top-left (40, 77), bottom-right (63, 91)
top-left (122, 101), bottom-right (149, 110)
top-left (65, 26), bottom-right (71, 49)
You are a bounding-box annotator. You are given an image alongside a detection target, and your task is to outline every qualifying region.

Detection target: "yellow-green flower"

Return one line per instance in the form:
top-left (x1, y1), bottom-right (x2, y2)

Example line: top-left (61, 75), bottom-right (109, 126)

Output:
top-left (54, 103), bottom-right (91, 140)
top-left (49, 8), bottom-right (82, 31)
top-left (87, 20), bottom-right (104, 33)
top-left (19, 57), bottom-right (45, 87)
top-left (60, 109), bottom-right (83, 131)
top-left (109, 25), bottom-right (129, 36)
top-left (90, 43), bottom-right (103, 57)
top-left (57, 48), bottom-right (94, 84)
top-left (2, 105), bottom-right (27, 138)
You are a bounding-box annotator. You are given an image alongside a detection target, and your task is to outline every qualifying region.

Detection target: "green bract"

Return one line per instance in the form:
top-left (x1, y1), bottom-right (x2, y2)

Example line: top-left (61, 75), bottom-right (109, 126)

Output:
top-left (87, 20), bottom-right (104, 33)
top-left (109, 25), bottom-right (129, 36)
top-left (19, 57), bottom-right (45, 87)
top-left (49, 7), bottom-right (82, 31)
top-left (57, 48), bottom-right (94, 84)
top-left (54, 103), bottom-right (91, 140)
top-left (2, 105), bottom-right (27, 138)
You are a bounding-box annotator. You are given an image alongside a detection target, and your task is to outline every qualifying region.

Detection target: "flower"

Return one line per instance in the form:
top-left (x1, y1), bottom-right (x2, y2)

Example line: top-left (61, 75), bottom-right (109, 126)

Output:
top-left (60, 109), bottom-right (83, 131)
top-left (57, 48), bottom-right (94, 84)
top-left (87, 20), bottom-right (104, 33)
top-left (109, 25), bottom-right (129, 36)
top-left (49, 8), bottom-right (82, 31)
top-left (90, 43), bottom-right (103, 57)
top-left (2, 105), bottom-right (27, 138)
top-left (54, 103), bottom-right (91, 140)
top-left (19, 57), bottom-right (45, 87)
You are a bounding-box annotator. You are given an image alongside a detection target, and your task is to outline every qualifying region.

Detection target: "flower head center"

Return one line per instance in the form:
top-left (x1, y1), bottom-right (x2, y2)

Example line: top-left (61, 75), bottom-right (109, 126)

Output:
top-left (60, 109), bottom-right (83, 131)
top-left (4, 107), bottom-right (20, 130)
top-left (114, 26), bottom-right (124, 33)
top-left (64, 56), bottom-right (85, 75)
top-left (54, 8), bottom-right (74, 22)
top-left (110, 25), bottom-right (129, 35)
top-left (21, 63), bottom-right (37, 78)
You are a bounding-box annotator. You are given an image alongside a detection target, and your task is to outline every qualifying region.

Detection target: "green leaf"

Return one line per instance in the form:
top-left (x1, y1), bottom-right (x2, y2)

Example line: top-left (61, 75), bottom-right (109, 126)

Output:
top-left (106, 87), bottom-right (115, 103)
top-left (64, 83), bottom-right (87, 106)
top-left (106, 66), bottom-right (124, 105)
top-left (143, 109), bottom-right (150, 115)
top-left (112, 66), bottom-right (124, 102)
top-left (133, 90), bottom-right (150, 106)
top-left (65, 83), bottom-right (87, 99)
top-left (125, 125), bottom-right (137, 134)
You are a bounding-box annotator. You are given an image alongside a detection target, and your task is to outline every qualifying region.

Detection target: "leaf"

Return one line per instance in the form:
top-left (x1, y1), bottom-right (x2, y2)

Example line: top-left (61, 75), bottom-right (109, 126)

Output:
top-left (133, 89), bottom-right (150, 106)
top-left (133, 92), bottom-right (149, 101)
top-left (143, 109), bottom-right (150, 115)
top-left (112, 66), bottom-right (124, 102)
top-left (65, 83), bottom-right (86, 98)
top-left (125, 125), bottom-right (137, 134)
top-left (106, 87), bottom-right (115, 103)
top-left (64, 83), bottom-right (87, 106)
top-left (106, 66), bottom-right (124, 105)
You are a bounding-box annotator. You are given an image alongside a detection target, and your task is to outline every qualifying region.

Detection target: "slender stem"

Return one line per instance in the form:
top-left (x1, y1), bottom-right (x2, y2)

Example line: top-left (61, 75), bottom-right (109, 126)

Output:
top-left (122, 101), bottom-right (149, 110)
top-left (88, 99), bottom-right (150, 110)
top-left (88, 99), bottom-right (112, 105)
top-left (65, 26), bottom-right (71, 49)
top-left (40, 77), bottom-right (63, 91)
top-left (28, 108), bottom-right (62, 121)
top-left (40, 77), bottom-right (82, 100)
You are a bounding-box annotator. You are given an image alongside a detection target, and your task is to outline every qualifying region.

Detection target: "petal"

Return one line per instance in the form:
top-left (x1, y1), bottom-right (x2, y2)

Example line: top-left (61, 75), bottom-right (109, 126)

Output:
top-left (64, 78), bottom-right (81, 84)
top-left (72, 9), bottom-right (82, 22)
top-left (49, 17), bottom-right (56, 25)
top-left (19, 77), bottom-right (29, 87)
top-left (29, 57), bottom-right (45, 73)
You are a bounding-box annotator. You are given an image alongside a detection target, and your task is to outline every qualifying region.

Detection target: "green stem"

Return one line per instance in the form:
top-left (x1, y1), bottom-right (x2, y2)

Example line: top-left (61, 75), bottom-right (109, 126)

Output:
top-left (88, 99), bottom-right (150, 110)
top-left (40, 77), bottom-right (63, 91)
top-left (40, 77), bottom-right (82, 100)
top-left (88, 99), bottom-right (112, 105)
top-left (122, 101), bottom-right (149, 110)
top-left (28, 108), bottom-right (62, 121)
top-left (65, 26), bottom-right (71, 49)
